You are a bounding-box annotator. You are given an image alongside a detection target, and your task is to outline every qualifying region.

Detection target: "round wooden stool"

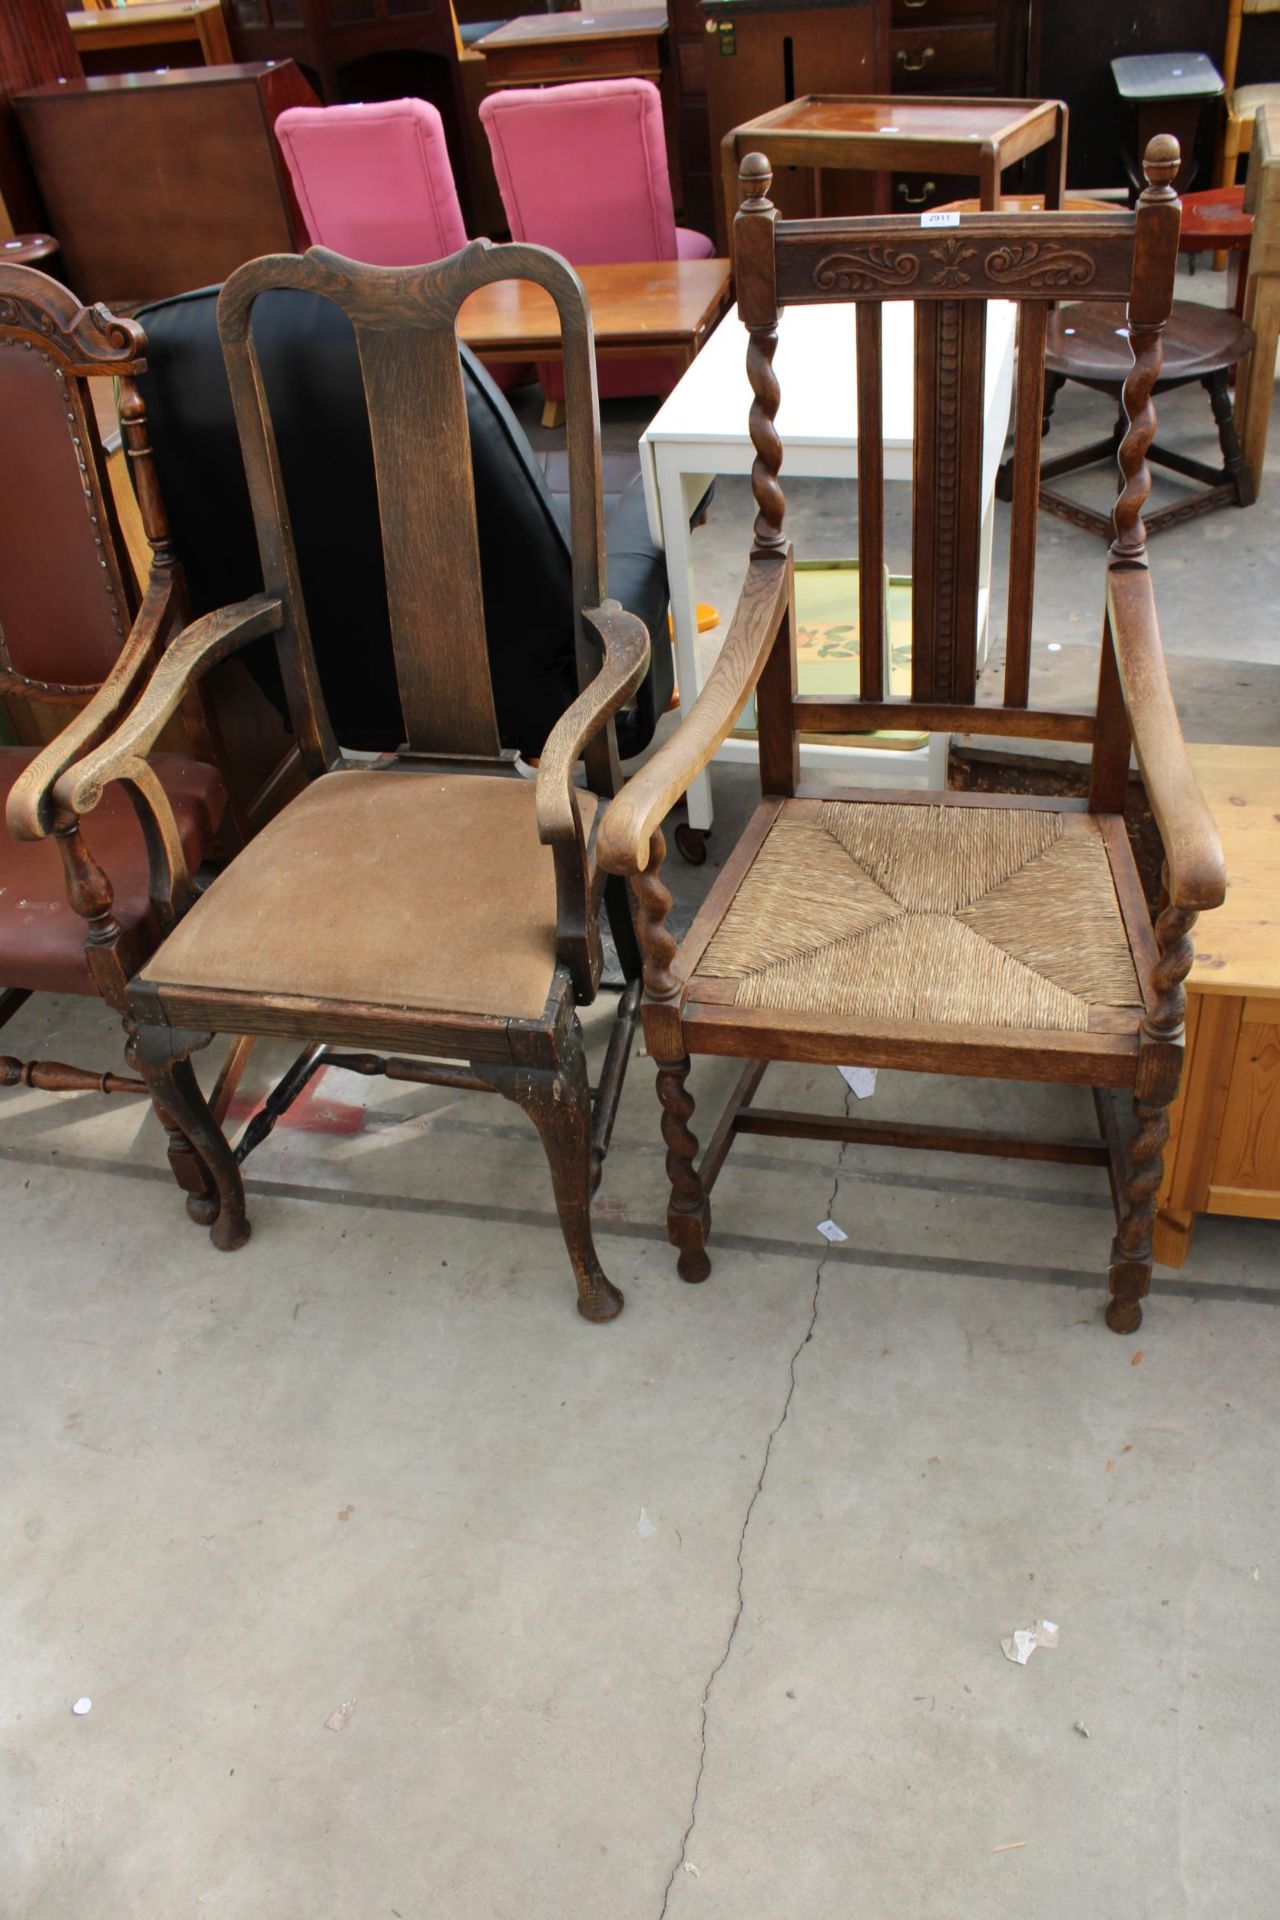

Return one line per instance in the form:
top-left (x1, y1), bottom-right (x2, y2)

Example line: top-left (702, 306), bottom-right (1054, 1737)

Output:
top-left (1032, 300), bottom-right (1256, 538)
top-left (0, 232), bottom-right (59, 269)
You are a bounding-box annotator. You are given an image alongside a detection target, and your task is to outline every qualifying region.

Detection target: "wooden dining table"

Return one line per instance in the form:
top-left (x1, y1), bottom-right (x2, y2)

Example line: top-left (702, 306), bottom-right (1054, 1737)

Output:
top-left (456, 256), bottom-right (732, 371)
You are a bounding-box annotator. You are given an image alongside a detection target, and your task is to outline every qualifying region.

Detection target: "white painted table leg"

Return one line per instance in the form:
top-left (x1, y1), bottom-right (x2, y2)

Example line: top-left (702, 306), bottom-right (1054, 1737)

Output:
top-left (655, 450), bottom-right (716, 834)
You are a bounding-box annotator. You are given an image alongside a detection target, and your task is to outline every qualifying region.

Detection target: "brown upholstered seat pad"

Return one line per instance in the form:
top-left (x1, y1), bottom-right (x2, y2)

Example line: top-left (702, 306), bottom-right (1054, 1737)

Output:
top-left (695, 800), bottom-right (1142, 1033)
top-left (140, 771), bottom-right (593, 1023)
top-left (0, 748), bottom-right (226, 997)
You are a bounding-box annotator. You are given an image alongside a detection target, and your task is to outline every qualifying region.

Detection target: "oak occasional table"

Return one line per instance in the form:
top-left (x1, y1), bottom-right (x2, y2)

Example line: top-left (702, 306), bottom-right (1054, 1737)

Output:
top-left (473, 8), bottom-right (678, 194)
top-left (68, 0), bottom-right (234, 70)
top-left (1154, 745), bottom-right (1280, 1268)
top-left (639, 297), bottom-right (1017, 839)
top-left (456, 256), bottom-right (731, 374)
top-left (720, 94), bottom-right (1068, 247)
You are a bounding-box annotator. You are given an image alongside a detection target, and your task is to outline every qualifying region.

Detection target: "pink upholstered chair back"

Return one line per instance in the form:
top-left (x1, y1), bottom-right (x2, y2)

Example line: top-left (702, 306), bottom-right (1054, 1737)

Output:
top-left (479, 79), bottom-right (679, 263)
top-left (275, 100), bottom-right (469, 265)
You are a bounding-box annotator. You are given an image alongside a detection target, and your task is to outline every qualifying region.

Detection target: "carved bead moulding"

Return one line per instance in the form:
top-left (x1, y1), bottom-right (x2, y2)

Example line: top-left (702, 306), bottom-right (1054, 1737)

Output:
top-left (0, 276), bottom-right (144, 374)
top-left (775, 218), bottom-right (1136, 304)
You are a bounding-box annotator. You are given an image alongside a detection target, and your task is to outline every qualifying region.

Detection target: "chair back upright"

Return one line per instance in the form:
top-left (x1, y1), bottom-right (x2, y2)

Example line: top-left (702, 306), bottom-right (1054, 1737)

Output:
top-left (216, 240), bottom-right (614, 790)
top-left (275, 100), bottom-right (470, 265)
top-left (0, 265), bottom-right (175, 719)
top-left (733, 138), bottom-right (1182, 810)
top-left (479, 78), bottom-right (680, 264)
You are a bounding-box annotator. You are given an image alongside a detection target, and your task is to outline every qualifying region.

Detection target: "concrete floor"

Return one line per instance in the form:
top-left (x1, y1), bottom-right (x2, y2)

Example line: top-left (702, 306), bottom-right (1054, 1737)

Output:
top-left (4, 263), bottom-right (1279, 1914)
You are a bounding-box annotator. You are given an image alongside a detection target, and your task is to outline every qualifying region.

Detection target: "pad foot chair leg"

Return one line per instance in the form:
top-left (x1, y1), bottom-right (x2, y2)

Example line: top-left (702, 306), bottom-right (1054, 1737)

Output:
top-left (157, 1102), bottom-right (220, 1226)
top-left (656, 1053), bottom-right (711, 1283)
top-left (125, 1021), bottom-right (219, 1224)
top-left (135, 1025), bottom-right (251, 1252)
top-left (1105, 1092), bottom-right (1172, 1334)
top-left (477, 1019), bottom-right (623, 1323)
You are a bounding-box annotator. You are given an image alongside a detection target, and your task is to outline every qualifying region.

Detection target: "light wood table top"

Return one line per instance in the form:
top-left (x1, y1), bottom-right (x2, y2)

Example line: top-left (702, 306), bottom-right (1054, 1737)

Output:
top-left (457, 257), bottom-right (731, 360)
top-left (473, 9), bottom-right (668, 51)
top-left (1184, 743), bottom-right (1280, 997)
top-left (68, 0), bottom-right (233, 64)
top-left (726, 94), bottom-right (1064, 168)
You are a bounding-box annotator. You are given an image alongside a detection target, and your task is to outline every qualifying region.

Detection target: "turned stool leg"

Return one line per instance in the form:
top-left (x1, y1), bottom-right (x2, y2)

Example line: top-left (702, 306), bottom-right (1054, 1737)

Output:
top-left (1204, 369), bottom-right (1256, 507)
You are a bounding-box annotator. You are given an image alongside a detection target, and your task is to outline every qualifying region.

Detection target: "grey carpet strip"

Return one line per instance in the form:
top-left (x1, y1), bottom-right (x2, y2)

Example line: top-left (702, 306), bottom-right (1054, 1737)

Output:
top-left (0, 1140), bottom-right (1275, 1309)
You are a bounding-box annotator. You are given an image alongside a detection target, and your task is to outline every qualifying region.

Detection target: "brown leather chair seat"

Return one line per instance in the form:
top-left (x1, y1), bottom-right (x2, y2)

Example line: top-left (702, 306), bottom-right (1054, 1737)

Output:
top-left (138, 771), bottom-right (596, 1024)
top-left (0, 749), bottom-right (226, 997)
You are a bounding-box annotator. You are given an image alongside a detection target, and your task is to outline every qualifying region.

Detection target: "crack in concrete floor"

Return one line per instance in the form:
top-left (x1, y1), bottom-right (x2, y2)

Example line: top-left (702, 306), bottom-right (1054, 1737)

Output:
top-left (656, 1094), bottom-right (855, 1915)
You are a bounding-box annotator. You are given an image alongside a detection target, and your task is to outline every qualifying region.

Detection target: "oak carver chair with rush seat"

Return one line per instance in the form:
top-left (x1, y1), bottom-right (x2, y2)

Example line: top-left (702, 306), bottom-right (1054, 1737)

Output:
top-left (596, 139), bottom-right (1228, 1336)
top-left (0, 263), bottom-right (253, 1213)
top-left (9, 241), bottom-right (653, 1322)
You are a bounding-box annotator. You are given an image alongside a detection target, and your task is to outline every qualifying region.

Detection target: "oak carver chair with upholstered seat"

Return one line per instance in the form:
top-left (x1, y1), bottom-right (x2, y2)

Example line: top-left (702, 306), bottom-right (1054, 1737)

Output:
top-left (0, 264), bottom-right (254, 1212)
top-left (9, 241), bottom-right (650, 1322)
top-left (596, 138), bottom-right (1227, 1337)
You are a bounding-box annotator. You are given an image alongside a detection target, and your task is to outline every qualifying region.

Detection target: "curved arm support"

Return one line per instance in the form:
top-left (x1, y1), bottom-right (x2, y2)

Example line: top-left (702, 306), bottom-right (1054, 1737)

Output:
top-left (50, 594), bottom-right (284, 823)
top-left (597, 552), bottom-right (791, 876)
top-left (533, 601), bottom-right (649, 1001)
top-left (535, 601), bottom-right (650, 847)
top-left (5, 570), bottom-right (182, 842)
top-left (1107, 568), bottom-right (1225, 914)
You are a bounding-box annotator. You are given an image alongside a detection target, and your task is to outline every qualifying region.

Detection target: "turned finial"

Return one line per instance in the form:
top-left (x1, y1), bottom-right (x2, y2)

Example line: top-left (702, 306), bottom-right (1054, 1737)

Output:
top-left (1141, 134), bottom-right (1181, 197)
top-left (739, 151), bottom-right (774, 208)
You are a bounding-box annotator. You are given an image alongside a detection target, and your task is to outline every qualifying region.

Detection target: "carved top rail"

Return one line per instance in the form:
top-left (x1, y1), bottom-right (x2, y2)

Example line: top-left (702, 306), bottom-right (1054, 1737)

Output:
top-left (0, 263), bottom-right (145, 375)
top-left (772, 213), bottom-right (1138, 306)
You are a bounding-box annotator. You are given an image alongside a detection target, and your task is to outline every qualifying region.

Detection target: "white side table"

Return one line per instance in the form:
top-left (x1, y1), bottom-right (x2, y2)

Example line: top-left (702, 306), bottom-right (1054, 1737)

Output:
top-left (639, 299), bottom-right (1018, 837)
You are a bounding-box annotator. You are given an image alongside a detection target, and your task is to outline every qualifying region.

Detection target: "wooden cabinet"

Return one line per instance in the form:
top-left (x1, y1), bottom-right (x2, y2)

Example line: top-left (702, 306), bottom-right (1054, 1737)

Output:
top-left (671, 0), bottom-right (715, 233)
top-left (15, 61), bottom-right (317, 305)
top-left (888, 0), bottom-right (1030, 210)
top-left (0, 0), bottom-right (80, 236)
top-left (1029, 0), bottom-right (1230, 193)
top-left (1154, 746), bottom-right (1280, 1266)
top-left (698, 0), bottom-right (890, 245)
top-left (889, 0), bottom-right (1025, 94)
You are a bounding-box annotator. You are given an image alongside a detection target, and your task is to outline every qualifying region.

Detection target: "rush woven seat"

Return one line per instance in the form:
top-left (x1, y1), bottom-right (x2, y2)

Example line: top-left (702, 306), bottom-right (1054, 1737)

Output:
top-left (693, 799), bottom-right (1142, 1032)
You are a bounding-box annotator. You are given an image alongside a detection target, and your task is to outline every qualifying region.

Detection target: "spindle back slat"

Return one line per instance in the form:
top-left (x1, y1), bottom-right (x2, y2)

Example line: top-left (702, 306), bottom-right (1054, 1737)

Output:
top-left (1003, 298), bottom-right (1048, 707)
top-left (216, 240), bottom-right (609, 775)
top-left (854, 301), bottom-right (884, 701)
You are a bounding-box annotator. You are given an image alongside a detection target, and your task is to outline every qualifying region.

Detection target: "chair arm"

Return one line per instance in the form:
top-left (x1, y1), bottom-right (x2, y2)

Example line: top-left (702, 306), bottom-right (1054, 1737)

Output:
top-left (1107, 568), bottom-right (1226, 913)
top-left (49, 594), bottom-right (285, 825)
top-left (5, 570), bottom-right (183, 842)
top-left (596, 553), bottom-right (791, 875)
top-left (535, 601), bottom-right (651, 845)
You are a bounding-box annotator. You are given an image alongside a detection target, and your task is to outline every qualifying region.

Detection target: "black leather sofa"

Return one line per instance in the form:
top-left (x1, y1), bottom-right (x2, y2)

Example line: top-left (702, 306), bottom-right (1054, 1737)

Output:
top-left (134, 285), bottom-right (676, 762)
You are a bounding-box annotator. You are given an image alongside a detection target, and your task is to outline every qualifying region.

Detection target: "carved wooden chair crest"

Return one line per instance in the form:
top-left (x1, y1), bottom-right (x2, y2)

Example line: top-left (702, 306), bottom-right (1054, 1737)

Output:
top-left (9, 242), bottom-right (650, 1322)
top-left (0, 263), bottom-right (246, 1203)
top-left (597, 137), bottom-right (1227, 1335)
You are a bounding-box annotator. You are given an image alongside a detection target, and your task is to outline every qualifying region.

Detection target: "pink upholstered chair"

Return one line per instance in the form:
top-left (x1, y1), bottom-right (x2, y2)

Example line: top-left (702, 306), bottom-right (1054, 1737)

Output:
top-left (479, 78), bottom-right (715, 416)
top-left (274, 98), bottom-right (526, 390)
top-left (275, 99), bottom-right (470, 264)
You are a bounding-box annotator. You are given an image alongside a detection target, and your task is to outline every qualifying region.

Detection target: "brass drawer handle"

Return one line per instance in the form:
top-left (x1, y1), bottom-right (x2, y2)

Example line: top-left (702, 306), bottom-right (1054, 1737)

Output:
top-left (895, 46), bottom-right (935, 72)
top-left (896, 180), bottom-right (937, 206)
top-left (903, 0), bottom-right (928, 8)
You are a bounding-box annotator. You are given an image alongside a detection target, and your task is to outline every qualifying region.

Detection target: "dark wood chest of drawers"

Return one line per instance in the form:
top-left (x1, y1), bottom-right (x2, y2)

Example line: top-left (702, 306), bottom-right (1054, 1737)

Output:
top-left (888, 0), bottom-right (1030, 209)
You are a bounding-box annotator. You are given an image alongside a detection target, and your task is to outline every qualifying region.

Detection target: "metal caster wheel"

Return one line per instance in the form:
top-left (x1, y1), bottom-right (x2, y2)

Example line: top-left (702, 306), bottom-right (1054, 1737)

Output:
top-left (674, 822), bottom-right (709, 865)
